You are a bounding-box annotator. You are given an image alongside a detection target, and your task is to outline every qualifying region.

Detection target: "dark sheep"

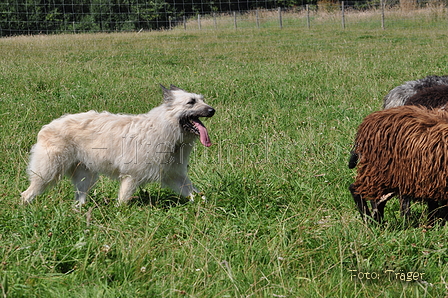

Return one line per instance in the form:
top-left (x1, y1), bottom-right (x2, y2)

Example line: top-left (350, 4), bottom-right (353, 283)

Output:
top-left (383, 75), bottom-right (448, 109)
top-left (349, 105), bottom-right (448, 223)
top-left (405, 85), bottom-right (448, 108)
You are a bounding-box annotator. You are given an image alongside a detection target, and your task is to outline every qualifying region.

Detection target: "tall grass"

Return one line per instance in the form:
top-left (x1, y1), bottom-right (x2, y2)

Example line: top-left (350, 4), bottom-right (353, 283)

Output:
top-left (180, 6), bottom-right (448, 31)
top-left (1, 19), bottom-right (448, 297)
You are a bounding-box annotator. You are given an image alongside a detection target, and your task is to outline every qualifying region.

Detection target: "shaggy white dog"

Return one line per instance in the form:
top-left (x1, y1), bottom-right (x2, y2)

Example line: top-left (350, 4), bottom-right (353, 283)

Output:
top-left (21, 85), bottom-right (215, 205)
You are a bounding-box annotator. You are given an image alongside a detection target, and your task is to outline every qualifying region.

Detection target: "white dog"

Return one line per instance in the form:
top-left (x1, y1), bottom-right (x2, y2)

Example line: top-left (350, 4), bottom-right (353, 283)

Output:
top-left (21, 85), bottom-right (215, 205)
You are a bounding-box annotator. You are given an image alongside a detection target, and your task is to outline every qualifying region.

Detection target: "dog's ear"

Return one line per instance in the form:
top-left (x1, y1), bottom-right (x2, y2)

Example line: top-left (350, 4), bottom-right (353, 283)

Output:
top-left (170, 85), bottom-right (184, 91)
top-left (160, 84), bottom-right (173, 101)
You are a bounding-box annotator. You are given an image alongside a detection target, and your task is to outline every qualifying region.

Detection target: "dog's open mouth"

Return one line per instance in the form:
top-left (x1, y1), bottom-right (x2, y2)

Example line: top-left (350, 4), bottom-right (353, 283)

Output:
top-left (181, 117), bottom-right (212, 147)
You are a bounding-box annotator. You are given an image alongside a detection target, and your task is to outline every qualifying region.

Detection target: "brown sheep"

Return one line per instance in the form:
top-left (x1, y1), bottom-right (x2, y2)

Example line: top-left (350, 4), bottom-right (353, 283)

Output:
top-left (368, 81), bottom-right (448, 222)
top-left (349, 105), bottom-right (448, 223)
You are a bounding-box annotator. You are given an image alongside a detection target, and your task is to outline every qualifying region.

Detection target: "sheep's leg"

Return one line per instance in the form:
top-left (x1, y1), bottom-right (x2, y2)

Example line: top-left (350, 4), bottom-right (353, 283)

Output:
top-left (438, 201), bottom-right (448, 222)
top-left (371, 192), bottom-right (396, 223)
top-left (371, 201), bottom-right (385, 223)
top-left (400, 195), bottom-right (411, 218)
top-left (427, 200), bottom-right (439, 224)
top-left (349, 184), bottom-right (372, 220)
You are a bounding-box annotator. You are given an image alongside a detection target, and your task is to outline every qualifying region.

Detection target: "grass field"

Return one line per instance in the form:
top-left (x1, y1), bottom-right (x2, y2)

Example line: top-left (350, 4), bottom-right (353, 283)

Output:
top-left (1, 17), bottom-right (448, 297)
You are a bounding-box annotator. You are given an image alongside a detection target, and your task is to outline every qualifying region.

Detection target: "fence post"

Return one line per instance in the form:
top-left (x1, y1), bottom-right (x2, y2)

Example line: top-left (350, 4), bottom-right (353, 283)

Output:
top-left (306, 5), bottom-right (310, 29)
top-left (278, 7), bottom-right (283, 29)
top-left (256, 9), bottom-right (260, 28)
top-left (198, 14), bottom-right (201, 30)
top-left (183, 16), bottom-right (186, 30)
top-left (381, 0), bottom-right (385, 29)
top-left (234, 11), bottom-right (237, 29)
top-left (169, 16), bottom-right (172, 30)
top-left (213, 13), bottom-right (217, 29)
top-left (341, 1), bottom-right (345, 29)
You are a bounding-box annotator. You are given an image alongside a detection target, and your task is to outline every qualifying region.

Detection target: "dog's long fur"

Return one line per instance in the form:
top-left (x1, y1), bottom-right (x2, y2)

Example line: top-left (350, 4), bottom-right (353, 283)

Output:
top-left (21, 85), bottom-right (215, 205)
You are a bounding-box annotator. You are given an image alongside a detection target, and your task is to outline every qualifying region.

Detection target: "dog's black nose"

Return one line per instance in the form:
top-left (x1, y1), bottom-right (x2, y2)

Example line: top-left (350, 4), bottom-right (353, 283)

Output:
top-left (207, 107), bottom-right (215, 117)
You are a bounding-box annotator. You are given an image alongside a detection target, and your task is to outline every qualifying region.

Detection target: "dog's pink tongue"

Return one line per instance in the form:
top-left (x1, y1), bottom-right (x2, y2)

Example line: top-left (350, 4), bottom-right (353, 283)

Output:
top-left (193, 120), bottom-right (212, 147)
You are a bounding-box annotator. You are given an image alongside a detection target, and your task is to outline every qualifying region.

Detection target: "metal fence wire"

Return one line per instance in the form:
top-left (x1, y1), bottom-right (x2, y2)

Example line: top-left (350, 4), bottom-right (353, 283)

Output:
top-left (1, 0), bottom-right (447, 36)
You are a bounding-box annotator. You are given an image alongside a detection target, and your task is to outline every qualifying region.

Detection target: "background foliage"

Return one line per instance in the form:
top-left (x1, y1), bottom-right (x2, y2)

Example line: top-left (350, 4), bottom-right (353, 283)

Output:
top-left (0, 0), bottom-right (418, 36)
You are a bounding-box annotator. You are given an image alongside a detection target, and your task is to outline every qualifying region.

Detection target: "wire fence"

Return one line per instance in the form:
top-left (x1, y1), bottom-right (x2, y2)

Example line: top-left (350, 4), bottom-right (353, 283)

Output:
top-left (1, 0), bottom-right (448, 36)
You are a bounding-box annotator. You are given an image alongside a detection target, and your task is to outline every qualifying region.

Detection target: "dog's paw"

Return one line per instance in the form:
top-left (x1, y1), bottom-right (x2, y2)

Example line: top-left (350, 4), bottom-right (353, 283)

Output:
top-left (73, 200), bottom-right (86, 212)
top-left (188, 193), bottom-right (195, 202)
top-left (20, 199), bottom-right (31, 206)
top-left (20, 191), bottom-right (34, 205)
top-left (188, 192), bottom-right (207, 203)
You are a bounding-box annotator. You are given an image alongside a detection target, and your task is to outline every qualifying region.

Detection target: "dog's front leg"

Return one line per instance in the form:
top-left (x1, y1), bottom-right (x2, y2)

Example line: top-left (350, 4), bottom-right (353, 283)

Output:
top-left (117, 175), bottom-right (137, 205)
top-left (161, 175), bottom-right (205, 202)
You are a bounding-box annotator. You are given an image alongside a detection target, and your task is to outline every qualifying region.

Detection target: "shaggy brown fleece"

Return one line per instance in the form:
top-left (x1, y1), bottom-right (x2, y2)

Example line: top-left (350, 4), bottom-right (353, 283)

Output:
top-left (352, 105), bottom-right (448, 202)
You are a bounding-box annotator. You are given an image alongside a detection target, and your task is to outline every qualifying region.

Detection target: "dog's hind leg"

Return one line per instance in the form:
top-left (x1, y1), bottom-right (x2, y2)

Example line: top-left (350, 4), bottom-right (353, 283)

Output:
top-left (69, 163), bottom-right (98, 206)
top-left (117, 175), bottom-right (137, 205)
top-left (21, 178), bottom-right (50, 205)
top-left (21, 144), bottom-right (65, 204)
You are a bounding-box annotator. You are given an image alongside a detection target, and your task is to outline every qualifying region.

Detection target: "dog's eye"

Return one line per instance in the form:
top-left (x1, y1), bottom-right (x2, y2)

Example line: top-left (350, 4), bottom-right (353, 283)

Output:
top-left (187, 98), bottom-right (196, 105)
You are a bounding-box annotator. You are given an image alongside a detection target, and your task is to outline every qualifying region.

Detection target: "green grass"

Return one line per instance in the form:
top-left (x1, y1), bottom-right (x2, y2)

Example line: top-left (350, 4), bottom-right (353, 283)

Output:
top-left (1, 19), bottom-right (448, 297)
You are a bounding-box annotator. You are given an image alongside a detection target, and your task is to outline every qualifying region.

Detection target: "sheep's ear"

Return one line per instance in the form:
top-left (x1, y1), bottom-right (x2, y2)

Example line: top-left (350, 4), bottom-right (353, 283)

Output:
top-left (160, 84), bottom-right (173, 101)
